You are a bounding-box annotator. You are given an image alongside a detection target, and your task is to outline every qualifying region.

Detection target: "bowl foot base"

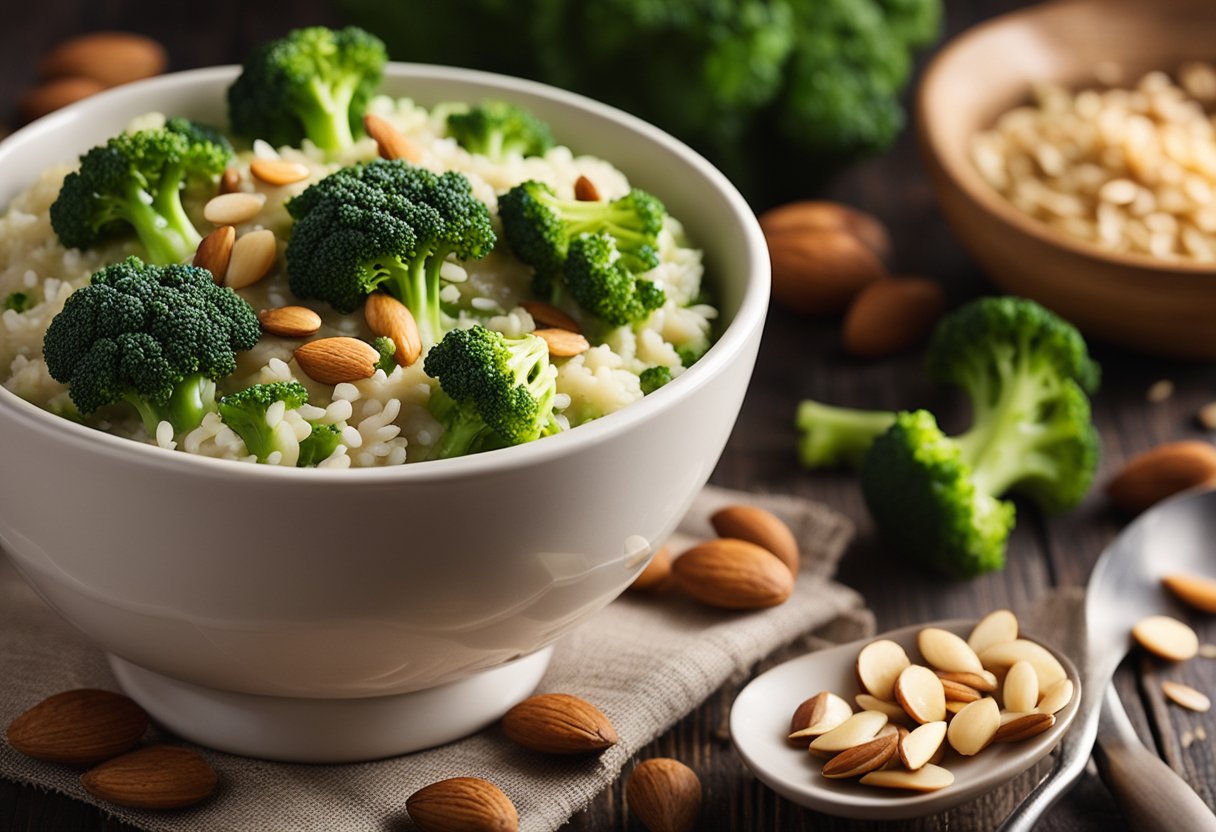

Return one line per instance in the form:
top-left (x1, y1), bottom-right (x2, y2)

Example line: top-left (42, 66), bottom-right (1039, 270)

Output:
top-left (107, 647), bottom-right (554, 763)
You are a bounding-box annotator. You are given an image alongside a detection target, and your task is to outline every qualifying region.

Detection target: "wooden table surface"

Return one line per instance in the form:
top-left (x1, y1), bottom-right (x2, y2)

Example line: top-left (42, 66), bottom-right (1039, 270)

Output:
top-left (3, 1), bottom-right (1215, 829)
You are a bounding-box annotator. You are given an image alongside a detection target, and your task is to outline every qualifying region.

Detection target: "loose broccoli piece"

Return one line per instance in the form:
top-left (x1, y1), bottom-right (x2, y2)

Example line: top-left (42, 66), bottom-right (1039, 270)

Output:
top-left (218, 381), bottom-right (310, 463)
top-left (422, 325), bottom-right (560, 459)
top-left (50, 118), bottom-right (233, 265)
top-left (796, 297), bottom-right (1100, 576)
top-left (298, 422), bottom-right (343, 466)
top-left (373, 336), bottom-right (397, 372)
top-left (4, 292), bottom-right (32, 313)
top-left (639, 365), bottom-right (672, 395)
top-left (227, 26), bottom-right (386, 151)
top-left (498, 180), bottom-right (666, 278)
top-left (285, 160), bottom-right (496, 346)
top-left (563, 233), bottom-right (666, 326)
top-left (446, 100), bottom-right (555, 160)
top-left (43, 257), bottom-right (260, 435)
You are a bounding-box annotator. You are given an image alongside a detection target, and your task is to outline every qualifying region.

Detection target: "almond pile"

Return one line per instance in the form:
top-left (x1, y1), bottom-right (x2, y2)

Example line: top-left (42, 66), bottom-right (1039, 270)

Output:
top-left (789, 610), bottom-right (1074, 793)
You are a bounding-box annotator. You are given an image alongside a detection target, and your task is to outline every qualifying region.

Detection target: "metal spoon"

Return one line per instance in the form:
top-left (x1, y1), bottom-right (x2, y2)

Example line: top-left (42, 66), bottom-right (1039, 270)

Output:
top-left (998, 487), bottom-right (1216, 831)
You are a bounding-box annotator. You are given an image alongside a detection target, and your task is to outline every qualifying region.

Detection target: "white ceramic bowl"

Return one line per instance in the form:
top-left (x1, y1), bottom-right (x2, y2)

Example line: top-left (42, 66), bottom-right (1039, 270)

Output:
top-left (0, 64), bottom-right (769, 761)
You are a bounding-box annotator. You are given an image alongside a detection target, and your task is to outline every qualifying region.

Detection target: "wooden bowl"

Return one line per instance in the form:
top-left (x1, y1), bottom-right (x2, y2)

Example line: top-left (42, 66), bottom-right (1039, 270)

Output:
top-left (917, 0), bottom-right (1216, 359)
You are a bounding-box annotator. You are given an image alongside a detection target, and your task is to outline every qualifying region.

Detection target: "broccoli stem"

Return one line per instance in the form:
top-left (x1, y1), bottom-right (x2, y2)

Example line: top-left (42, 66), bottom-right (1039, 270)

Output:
top-left (299, 75), bottom-right (358, 150)
top-left (124, 373), bottom-right (216, 436)
top-left (796, 400), bottom-right (897, 469)
top-left (433, 416), bottom-right (490, 460)
top-left (378, 248), bottom-right (451, 349)
top-left (121, 178), bottom-right (198, 266)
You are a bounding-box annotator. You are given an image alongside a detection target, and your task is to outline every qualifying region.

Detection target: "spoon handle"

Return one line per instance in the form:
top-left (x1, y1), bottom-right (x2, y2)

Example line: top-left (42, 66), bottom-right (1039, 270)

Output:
top-left (1093, 685), bottom-right (1216, 831)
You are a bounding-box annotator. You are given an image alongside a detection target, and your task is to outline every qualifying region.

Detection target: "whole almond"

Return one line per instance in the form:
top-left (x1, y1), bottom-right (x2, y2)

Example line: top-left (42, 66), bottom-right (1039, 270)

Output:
top-left (765, 228), bottom-right (886, 317)
top-left (842, 277), bottom-right (946, 358)
top-left (855, 640), bottom-right (911, 701)
top-left (1162, 572), bottom-right (1216, 613)
top-left (294, 337), bottom-right (382, 384)
top-left (534, 327), bottom-right (590, 357)
top-left (80, 746), bottom-right (216, 809)
top-left (628, 546), bottom-right (672, 593)
top-left (7, 689), bottom-right (148, 766)
top-left (204, 192), bottom-right (266, 226)
top-left (574, 175), bottom-right (601, 202)
top-left (259, 306), bottom-right (322, 338)
top-left (364, 293), bottom-right (422, 367)
top-left (364, 113), bottom-right (423, 163)
top-left (709, 504), bottom-right (799, 574)
top-left (1107, 441), bottom-right (1216, 514)
top-left (626, 758), bottom-right (701, 832)
top-left (19, 77), bottom-right (105, 122)
top-left (519, 300), bottom-right (580, 333)
top-left (758, 201), bottom-right (892, 263)
top-left (193, 225), bottom-right (235, 284)
top-left (994, 712), bottom-right (1055, 742)
top-left (225, 229), bottom-right (278, 290)
top-left (822, 731), bottom-right (898, 779)
top-left (501, 693), bottom-right (617, 754)
top-left (41, 32), bottom-right (167, 87)
top-left (407, 777), bottom-right (518, 832)
top-left (1132, 615), bottom-right (1199, 661)
top-left (789, 691), bottom-right (853, 742)
top-left (670, 539), bottom-right (794, 609)
top-left (249, 158), bottom-right (311, 187)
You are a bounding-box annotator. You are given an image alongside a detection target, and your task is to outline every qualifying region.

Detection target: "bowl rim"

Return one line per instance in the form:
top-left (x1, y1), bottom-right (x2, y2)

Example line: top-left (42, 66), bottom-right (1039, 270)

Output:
top-left (917, 0), bottom-right (1216, 279)
top-left (0, 62), bottom-right (769, 483)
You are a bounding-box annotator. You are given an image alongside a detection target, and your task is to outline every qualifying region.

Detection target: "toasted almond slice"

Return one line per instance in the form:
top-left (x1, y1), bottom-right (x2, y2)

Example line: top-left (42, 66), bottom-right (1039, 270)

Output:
top-left (898, 721), bottom-right (947, 771)
top-left (855, 694), bottom-right (914, 726)
top-left (894, 665), bottom-right (946, 724)
top-left (919, 627), bottom-right (984, 674)
top-left (822, 731), bottom-right (898, 779)
top-left (364, 113), bottom-right (423, 163)
top-left (968, 610), bottom-right (1019, 655)
top-left (519, 300), bottom-right (580, 333)
top-left (203, 192), bottom-right (265, 226)
top-left (860, 763), bottom-right (954, 792)
top-left (928, 740), bottom-right (947, 766)
top-left (219, 166), bottom-right (241, 195)
top-left (259, 306), bottom-right (321, 338)
top-left (225, 229), bottom-right (278, 289)
top-left (788, 692), bottom-right (853, 742)
top-left (999, 709), bottom-right (1034, 725)
top-left (250, 158), bottom-right (310, 186)
top-left (935, 670), bottom-right (998, 693)
top-left (294, 337), bottom-right (381, 385)
top-left (809, 711), bottom-right (887, 754)
top-left (979, 640), bottom-right (1068, 690)
top-left (947, 697), bottom-right (1000, 756)
top-left (1133, 615), bottom-right (1200, 661)
top-left (1162, 573), bottom-right (1216, 614)
top-left (1004, 660), bottom-right (1040, 714)
top-left (1038, 678), bottom-right (1074, 715)
top-left (364, 293), bottom-right (422, 367)
top-left (856, 640), bottom-right (911, 701)
top-left (876, 722), bottom-right (901, 739)
top-left (995, 712), bottom-right (1054, 742)
top-left (534, 327), bottom-right (590, 357)
top-left (192, 225), bottom-right (235, 284)
top-left (1162, 681), bottom-right (1211, 712)
top-left (945, 700), bottom-right (968, 716)
top-left (574, 175), bottom-right (601, 202)
top-left (940, 679), bottom-right (981, 703)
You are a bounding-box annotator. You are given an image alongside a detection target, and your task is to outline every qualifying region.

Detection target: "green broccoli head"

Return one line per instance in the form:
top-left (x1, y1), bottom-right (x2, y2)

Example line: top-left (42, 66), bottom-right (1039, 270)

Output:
top-left (639, 365), bottom-right (672, 395)
top-left (285, 159), bottom-right (496, 345)
top-left (563, 232), bottom-right (666, 326)
top-left (298, 422), bottom-right (343, 466)
top-left (227, 25), bottom-right (386, 151)
top-left (43, 257), bottom-right (260, 435)
top-left (422, 325), bottom-right (560, 459)
top-left (218, 381), bottom-right (310, 462)
top-left (4, 292), bottom-right (32, 313)
top-left (446, 100), bottom-right (555, 160)
top-left (50, 118), bottom-right (233, 265)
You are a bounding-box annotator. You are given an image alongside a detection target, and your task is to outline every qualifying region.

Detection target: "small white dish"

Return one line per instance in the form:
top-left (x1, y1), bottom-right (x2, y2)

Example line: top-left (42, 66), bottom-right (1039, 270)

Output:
top-left (730, 619), bottom-right (1081, 820)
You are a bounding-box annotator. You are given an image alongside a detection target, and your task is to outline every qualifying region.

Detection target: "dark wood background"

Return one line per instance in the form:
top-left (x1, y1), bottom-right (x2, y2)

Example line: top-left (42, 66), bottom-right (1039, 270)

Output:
top-left (3, 1), bottom-right (1214, 830)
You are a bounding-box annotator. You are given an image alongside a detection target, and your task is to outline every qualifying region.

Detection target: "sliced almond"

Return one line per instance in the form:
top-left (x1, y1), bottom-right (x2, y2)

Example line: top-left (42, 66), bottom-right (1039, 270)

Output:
top-left (789, 692), bottom-right (853, 742)
top-left (294, 337), bottom-right (381, 385)
top-left (534, 327), bottom-right (589, 357)
top-left (574, 175), bottom-right (601, 202)
top-left (860, 763), bottom-right (954, 792)
top-left (192, 225), bottom-right (235, 284)
top-left (894, 665), bottom-right (946, 724)
top-left (940, 679), bottom-right (981, 703)
top-left (364, 293), bottom-right (422, 367)
top-left (947, 697), bottom-right (1000, 756)
top-left (855, 694), bottom-right (914, 726)
top-left (225, 229), bottom-right (278, 290)
top-left (855, 640), bottom-right (911, 701)
top-left (945, 700), bottom-right (969, 716)
top-left (203, 192), bottom-right (265, 226)
top-left (1162, 681), bottom-right (1211, 712)
top-left (364, 113), bottom-right (423, 163)
top-left (808, 711), bottom-right (887, 754)
top-left (919, 627), bottom-right (984, 674)
top-left (1004, 660), bottom-right (1040, 714)
top-left (822, 731), bottom-right (898, 779)
top-left (979, 640), bottom-right (1068, 690)
top-left (259, 306), bottom-right (321, 339)
top-left (1038, 678), bottom-right (1074, 715)
top-left (219, 166), bottom-right (241, 195)
top-left (968, 610), bottom-right (1019, 655)
top-left (1132, 615), bottom-right (1200, 661)
top-left (519, 300), bottom-right (580, 333)
top-left (249, 158), bottom-right (309, 187)
top-left (994, 712), bottom-right (1055, 742)
top-left (935, 670), bottom-right (998, 693)
top-left (898, 721), bottom-right (947, 771)
top-left (1162, 573), bottom-right (1216, 614)
top-left (710, 505), bottom-right (799, 575)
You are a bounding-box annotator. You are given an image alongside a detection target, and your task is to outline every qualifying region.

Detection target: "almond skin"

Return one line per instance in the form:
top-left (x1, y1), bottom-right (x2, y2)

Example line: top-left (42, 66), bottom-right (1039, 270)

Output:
top-left (501, 693), bottom-right (617, 755)
top-left (80, 746), bottom-right (216, 809)
top-left (407, 777), bottom-right (518, 832)
top-left (765, 228), bottom-right (887, 317)
top-left (1106, 441), bottom-right (1216, 513)
top-left (364, 293), bottom-right (422, 367)
top-left (364, 113), bottom-right (423, 163)
top-left (259, 306), bottom-right (322, 339)
top-left (19, 77), bottom-right (105, 122)
top-left (842, 277), bottom-right (946, 358)
top-left (193, 225), bottom-right (235, 284)
top-left (758, 201), bottom-right (892, 263)
top-left (574, 175), bottom-right (601, 201)
top-left (709, 504), bottom-right (799, 574)
top-left (626, 758), bottom-right (701, 832)
top-left (519, 300), bottom-right (580, 333)
top-left (821, 731), bottom-right (898, 778)
top-left (41, 32), bottom-right (167, 87)
top-left (628, 546), bottom-right (673, 592)
top-left (7, 689), bottom-right (148, 766)
top-left (294, 337), bottom-right (382, 384)
top-left (670, 539), bottom-right (794, 609)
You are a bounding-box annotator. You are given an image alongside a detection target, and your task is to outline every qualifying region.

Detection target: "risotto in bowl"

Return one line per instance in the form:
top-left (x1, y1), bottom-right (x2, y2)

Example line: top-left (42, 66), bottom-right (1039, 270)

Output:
top-left (0, 60), bottom-right (768, 761)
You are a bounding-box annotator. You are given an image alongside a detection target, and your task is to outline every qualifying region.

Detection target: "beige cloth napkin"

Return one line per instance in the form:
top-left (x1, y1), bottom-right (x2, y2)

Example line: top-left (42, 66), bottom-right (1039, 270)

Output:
top-left (0, 485), bottom-right (871, 832)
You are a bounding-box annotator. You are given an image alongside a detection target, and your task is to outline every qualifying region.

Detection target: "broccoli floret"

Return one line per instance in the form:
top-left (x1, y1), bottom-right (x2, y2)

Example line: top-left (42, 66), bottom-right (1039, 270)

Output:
top-left (446, 100), bottom-right (555, 160)
top-left (285, 160), bottom-right (496, 346)
top-left (498, 180), bottom-right (665, 278)
top-left (298, 421), bottom-right (343, 466)
top-left (4, 292), bottom-right (32, 313)
top-left (50, 118), bottom-right (233, 265)
top-left (639, 365), bottom-right (672, 395)
top-left (372, 336), bottom-right (397, 372)
top-left (43, 257), bottom-right (260, 435)
top-left (796, 296), bottom-right (1100, 576)
top-left (227, 26), bottom-right (386, 152)
top-left (219, 381), bottom-right (348, 466)
top-left (562, 232), bottom-right (666, 326)
top-left (422, 325), bottom-right (560, 459)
